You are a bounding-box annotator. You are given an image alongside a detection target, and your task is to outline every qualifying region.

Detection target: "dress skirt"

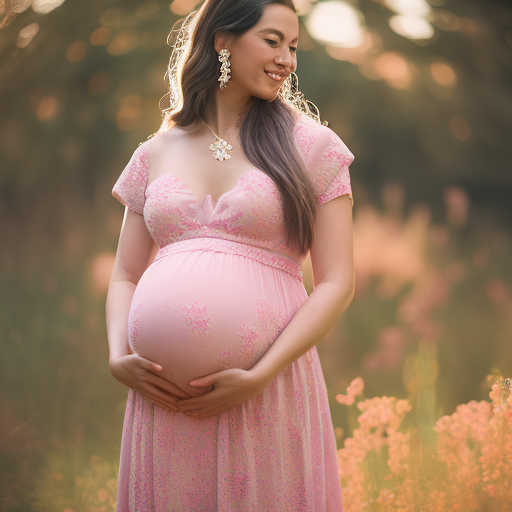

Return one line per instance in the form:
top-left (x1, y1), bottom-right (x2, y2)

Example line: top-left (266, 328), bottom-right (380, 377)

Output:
top-left (115, 238), bottom-right (344, 511)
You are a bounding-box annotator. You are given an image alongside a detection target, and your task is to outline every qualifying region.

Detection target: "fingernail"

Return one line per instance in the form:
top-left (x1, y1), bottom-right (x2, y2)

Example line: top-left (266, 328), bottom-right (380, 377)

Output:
top-left (155, 365), bottom-right (162, 370)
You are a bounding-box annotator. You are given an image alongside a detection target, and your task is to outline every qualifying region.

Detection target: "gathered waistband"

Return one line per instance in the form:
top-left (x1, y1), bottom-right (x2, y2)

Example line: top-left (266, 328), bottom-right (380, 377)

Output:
top-left (153, 237), bottom-right (303, 281)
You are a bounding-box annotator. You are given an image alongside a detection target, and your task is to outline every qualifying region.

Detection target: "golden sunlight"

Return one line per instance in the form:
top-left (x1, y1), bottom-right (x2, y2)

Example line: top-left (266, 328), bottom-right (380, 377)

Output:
top-left (31, 0), bottom-right (66, 15)
top-left (305, 1), bottom-right (365, 48)
top-left (389, 14), bottom-right (434, 40)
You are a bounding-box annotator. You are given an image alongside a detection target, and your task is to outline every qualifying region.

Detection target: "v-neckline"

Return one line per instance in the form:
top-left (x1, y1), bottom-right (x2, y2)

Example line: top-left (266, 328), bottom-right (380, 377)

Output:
top-left (145, 164), bottom-right (263, 212)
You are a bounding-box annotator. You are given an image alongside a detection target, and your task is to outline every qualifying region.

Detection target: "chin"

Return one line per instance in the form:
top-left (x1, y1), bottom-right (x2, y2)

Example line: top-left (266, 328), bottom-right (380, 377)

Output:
top-left (252, 88), bottom-right (280, 103)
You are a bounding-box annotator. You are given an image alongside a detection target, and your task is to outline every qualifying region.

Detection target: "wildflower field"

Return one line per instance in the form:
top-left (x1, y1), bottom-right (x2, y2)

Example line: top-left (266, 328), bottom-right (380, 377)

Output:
top-left (1, 0), bottom-right (512, 510)
top-left (2, 188), bottom-right (512, 511)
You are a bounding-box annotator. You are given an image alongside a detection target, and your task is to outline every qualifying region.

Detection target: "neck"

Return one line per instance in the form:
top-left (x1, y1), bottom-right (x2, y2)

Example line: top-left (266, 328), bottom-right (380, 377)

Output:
top-left (204, 86), bottom-right (256, 136)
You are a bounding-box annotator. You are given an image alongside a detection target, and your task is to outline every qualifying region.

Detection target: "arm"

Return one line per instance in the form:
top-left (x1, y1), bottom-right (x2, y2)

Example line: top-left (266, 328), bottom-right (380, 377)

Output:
top-left (106, 206), bottom-right (192, 407)
top-left (249, 192), bottom-right (355, 386)
top-left (105, 206), bottom-right (157, 364)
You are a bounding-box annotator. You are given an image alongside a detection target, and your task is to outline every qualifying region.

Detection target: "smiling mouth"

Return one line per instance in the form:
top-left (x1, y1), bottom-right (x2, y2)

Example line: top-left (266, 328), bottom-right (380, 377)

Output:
top-left (265, 70), bottom-right (285, 82)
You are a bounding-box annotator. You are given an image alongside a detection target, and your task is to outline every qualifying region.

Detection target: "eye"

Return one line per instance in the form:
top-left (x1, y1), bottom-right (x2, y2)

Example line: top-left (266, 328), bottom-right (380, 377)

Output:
top-left (265, 38), bottom-right (278, 46)
top-left (289, 46), bottom-right (298, 53)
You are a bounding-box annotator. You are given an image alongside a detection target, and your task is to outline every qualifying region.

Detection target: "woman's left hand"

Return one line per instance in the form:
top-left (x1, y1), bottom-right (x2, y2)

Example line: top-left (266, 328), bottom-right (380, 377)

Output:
top-left (176, 368), bottom-right (269, 418)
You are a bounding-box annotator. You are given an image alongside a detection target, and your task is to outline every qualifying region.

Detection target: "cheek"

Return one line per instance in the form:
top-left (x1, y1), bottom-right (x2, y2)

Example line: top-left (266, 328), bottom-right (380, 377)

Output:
top-left (233, 54), bottom-right (266, 83)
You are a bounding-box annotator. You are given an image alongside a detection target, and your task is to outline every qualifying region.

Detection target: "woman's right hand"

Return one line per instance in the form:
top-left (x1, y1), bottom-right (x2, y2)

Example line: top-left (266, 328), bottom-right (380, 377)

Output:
top-left (109, 354), bottom-right (192, 413)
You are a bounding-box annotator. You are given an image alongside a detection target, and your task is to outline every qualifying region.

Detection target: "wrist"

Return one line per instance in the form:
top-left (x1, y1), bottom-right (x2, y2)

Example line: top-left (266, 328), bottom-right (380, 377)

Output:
top-left (109, 354), bottom-right (126, 374)
top-left (248, 365), bottom-right (276, 390)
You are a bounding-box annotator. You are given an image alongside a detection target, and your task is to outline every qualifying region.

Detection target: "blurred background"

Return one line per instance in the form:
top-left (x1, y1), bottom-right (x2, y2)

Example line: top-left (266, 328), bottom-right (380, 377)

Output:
top-left (1, 0), bottom-right (511, 509)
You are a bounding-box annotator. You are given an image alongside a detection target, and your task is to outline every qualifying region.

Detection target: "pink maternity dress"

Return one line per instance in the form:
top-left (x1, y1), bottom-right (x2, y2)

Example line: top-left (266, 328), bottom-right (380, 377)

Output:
top-left (111, 112), bottom-right (354, 511)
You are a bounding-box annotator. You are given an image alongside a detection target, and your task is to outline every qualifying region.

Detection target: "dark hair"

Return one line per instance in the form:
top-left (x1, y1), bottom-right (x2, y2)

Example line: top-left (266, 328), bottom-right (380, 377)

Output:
top-left (158, 0), bottom-right (319, 255)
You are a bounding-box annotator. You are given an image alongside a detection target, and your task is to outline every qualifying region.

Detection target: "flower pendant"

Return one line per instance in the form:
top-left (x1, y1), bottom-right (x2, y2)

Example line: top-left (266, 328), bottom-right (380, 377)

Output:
top-left (209, 136), bottom-right (233, 162)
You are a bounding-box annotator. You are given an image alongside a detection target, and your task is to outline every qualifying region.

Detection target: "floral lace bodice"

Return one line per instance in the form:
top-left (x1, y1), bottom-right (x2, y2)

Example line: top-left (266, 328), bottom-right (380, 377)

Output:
top-left (112, 114), bottom-right (354, 270)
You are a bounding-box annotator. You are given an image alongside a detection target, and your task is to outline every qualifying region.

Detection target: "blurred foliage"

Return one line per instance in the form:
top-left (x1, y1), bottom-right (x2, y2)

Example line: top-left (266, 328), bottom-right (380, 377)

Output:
top-left (1, 0), bottom-right (512, 510)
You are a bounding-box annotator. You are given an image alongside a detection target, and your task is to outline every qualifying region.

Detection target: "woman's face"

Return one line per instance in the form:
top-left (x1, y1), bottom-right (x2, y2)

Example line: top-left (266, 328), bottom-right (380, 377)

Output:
top-left (216, 4), bottom-right (299, 102)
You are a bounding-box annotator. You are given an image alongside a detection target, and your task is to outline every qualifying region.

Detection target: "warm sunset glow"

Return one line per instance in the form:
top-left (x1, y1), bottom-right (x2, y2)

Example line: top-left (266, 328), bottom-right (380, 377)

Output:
top-left (116, 94), bottom-right (142, 131)
top-left (325, 30), bottom-right (377, 64)
top-left (306, 1), bottom-right (365, 48)
top-left (89, 27), bottom-right (111, 46)
top-left (353, 203), bottom-right (429, 297)
top-left (293, 0), bottom-right (315, 16)
top-left (384, 0), bottom-right (431, 16)
top-left (389, 14), bottom-right (434, 40)
top-left (36, 96), bottom-right (58, 120)
top-left (99, 8), bottom-right (124, 27)
top-left (89, 253), bottom-right (116, 294)
top-left (107, 32), bottom-right (139, 56)
top-left (169, 0), bottom-right (197, 15)
top-left (374, 52), bottom-right (412, 89)
top-left (16, 22), bottom-right (39, 48)
top-left (66, 41), bottom-right (87, 62)
top-left (31, 0), bottom-right (66, 14)
top-left (430, 60), bottom-right (457, 87)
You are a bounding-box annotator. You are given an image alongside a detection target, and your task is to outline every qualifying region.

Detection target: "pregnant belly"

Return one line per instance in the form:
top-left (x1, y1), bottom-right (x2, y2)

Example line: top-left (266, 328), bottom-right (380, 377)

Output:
top-left (128, 247), bottom-right (307, 397)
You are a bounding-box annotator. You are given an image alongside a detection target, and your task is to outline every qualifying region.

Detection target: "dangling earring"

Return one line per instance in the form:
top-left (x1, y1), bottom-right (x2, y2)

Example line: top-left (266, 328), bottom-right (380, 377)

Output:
top-left (218, 49), bottom-right (231, 90)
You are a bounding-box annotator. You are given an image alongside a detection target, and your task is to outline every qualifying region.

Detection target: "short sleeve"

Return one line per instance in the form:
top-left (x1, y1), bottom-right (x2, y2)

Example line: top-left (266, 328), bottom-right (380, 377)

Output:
top-left (112, 142), bottom-right (149, 214)
top-left (310, 128), bottom-right (354, 208)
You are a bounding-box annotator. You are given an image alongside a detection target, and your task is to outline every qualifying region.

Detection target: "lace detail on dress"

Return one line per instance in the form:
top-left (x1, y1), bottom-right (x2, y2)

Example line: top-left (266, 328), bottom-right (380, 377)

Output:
top-left (314, 135), bottom-right (354, 207)
top-left (111, 114), bottom-right (355, 263)
top-left (112, 144), bottom-right (149, 214)
top-left (294, 120), bottom-right (317, 160)
top-left (128, 301), bottom-right (143, 353)
top-left (236, 298), bottom-right (287, 364)
top-left (179, 301), bottom-right (213, 343)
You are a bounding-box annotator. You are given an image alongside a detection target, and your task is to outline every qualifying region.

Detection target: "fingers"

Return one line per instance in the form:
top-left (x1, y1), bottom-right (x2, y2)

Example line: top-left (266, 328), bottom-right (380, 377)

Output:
top-left (136, 356), bottom-right (192, 399)
top-left (143, 384), bottom-right (179, 413)
top-left (177, 394), bottom-right (214, 411)
top-left (146, 372), bottom-right (191, 399)
top-left (137, 355), bottom-right (162, 374)
top-left (156, 378), bottom-right (192, 399)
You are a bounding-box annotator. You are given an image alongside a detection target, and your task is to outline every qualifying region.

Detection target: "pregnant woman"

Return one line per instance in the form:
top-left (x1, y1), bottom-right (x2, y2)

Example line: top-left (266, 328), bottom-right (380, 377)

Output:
top-left (105, 0), bottom-right (355, 510)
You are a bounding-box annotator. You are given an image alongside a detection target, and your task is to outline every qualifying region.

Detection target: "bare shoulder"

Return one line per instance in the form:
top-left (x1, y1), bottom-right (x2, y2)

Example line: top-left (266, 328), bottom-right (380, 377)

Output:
top-left (146, 125), bottom-right (189, 152)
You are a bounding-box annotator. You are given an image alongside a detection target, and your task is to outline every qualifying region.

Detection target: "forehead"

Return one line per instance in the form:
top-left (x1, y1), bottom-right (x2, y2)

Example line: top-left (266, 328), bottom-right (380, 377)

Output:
top-left (251, 4), bottom-right (299, 41)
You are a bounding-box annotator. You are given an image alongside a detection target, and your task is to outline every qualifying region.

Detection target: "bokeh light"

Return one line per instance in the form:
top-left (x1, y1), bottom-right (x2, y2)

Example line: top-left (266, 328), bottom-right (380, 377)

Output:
top-left (389, 14), bottom-right (434, 40)
top-left (36, 96), bottom-right (58, 120)
top-left (374, 51), bottom-right (413, 89)
top-left (16, 22), bottom-right (39, 48)
top-left (306, 1), bottom-right (365, 48)
top-left (384, 0), bottom-right (431, 17)
top-left (107, 32), bottom-right (139, 56)
top-left (116, 94), bottom-right (143, 131)
top-left (31, 0), bottom-right (66, 15)
top-left (1, 0), bottom-right (512, 508)
top-left (430, 60), bottom-right (457, 87)
top-left (89, 27), bottom-right (111, 46)
top-left (66, 41), bottom-right (87, 62)
top-left (170, 0), bottom-right (198, 16)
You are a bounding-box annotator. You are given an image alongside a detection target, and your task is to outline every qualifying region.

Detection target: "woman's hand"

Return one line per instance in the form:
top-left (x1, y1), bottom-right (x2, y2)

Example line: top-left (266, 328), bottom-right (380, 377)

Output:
top-left (176, 368), bottom-right (269, 418)
top-left (109, 354), bottom-right (192, 413)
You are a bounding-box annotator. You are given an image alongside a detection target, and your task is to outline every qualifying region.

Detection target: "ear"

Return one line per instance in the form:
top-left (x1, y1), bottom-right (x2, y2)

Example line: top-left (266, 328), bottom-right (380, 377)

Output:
top-left (214, 32), bottom-right (231, 53)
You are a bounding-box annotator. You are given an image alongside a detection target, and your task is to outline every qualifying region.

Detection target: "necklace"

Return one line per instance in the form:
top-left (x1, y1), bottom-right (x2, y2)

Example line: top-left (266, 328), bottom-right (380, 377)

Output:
top-left (201, 118), bottom-right (234, 162)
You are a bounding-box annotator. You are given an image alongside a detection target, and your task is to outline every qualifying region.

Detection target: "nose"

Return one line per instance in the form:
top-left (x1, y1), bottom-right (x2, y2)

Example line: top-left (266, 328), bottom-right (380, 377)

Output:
top-left (274, 47), bottom-right (294, 70)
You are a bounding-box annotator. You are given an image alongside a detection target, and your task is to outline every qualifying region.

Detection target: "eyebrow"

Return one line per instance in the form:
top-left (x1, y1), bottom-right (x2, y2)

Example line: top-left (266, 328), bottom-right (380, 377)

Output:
top-left (258, 28), bottom-right (298, 44)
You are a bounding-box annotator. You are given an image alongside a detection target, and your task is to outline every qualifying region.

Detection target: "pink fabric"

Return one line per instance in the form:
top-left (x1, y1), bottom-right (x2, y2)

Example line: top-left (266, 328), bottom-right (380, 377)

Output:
top-left (112, 113), bottom-right (353, 511)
